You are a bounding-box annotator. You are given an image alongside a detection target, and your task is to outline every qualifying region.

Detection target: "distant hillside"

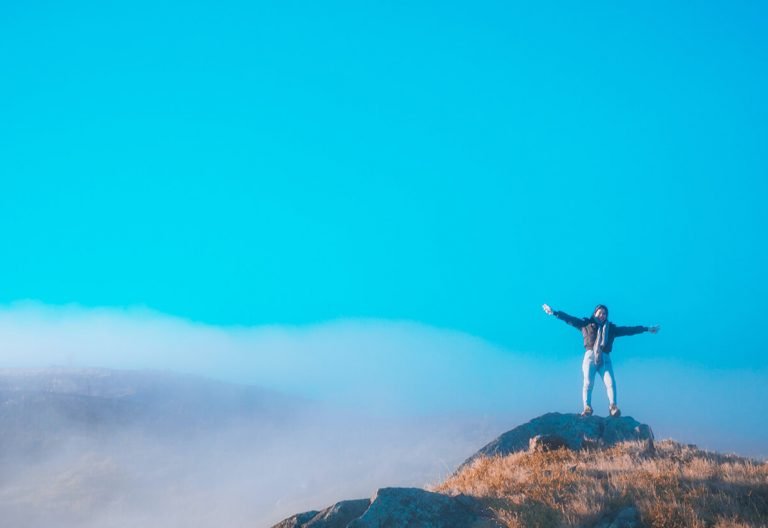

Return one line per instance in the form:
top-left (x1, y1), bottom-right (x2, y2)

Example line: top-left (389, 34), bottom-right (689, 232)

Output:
top-left (0, 367), bottom-right (301, 459)
top-left (275, 414), bottom-right (768, 528)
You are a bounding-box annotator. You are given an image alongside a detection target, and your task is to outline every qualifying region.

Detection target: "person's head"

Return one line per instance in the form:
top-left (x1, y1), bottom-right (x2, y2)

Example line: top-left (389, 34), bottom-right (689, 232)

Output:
top-left (593, 304), bottom-right (609, 323)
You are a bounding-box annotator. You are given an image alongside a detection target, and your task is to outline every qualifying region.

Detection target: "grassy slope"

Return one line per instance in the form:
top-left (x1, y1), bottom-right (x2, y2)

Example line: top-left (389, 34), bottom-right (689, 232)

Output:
top-left (433, 441), bottom-right (768, 528)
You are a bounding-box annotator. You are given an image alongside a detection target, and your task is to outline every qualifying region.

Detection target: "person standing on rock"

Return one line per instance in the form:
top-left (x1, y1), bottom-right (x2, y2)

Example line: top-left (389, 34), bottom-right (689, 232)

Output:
top-left (541, 303), bottom-right (659, 417)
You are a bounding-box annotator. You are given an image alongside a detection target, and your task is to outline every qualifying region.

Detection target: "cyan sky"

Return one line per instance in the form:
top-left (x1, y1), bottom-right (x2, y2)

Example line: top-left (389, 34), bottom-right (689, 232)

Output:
top-left (2, 1), bottom-right (767, 368)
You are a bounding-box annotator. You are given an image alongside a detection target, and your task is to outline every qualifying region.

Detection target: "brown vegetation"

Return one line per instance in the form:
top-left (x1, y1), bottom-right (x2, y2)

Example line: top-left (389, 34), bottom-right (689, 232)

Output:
top-left (433, 441), bottom-right (768, 528)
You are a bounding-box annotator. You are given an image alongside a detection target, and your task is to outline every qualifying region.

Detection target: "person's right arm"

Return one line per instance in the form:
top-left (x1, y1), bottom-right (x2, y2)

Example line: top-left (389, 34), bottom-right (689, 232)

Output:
top-left (542, 304), bottom-right (586, 329)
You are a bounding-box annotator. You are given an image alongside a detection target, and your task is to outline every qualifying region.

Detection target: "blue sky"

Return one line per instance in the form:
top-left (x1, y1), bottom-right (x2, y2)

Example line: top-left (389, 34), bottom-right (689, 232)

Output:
top-left (2, 0), bottom-right (767, 373)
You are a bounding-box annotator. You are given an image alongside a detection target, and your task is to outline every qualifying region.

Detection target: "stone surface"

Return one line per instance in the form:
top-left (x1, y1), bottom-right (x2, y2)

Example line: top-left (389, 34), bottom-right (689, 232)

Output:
top-left (528, 433), bottom-right (570, 452)
top-left (272, 499), bottom-right (370, 528)
top-left (348, 488), bottom-right (502, 528)
top-left (459, 412), bottom-right (653, 470)
top-left (272, 510), bottom-right (320, 528)
top-left (271, 488), bottom-right (502, 528)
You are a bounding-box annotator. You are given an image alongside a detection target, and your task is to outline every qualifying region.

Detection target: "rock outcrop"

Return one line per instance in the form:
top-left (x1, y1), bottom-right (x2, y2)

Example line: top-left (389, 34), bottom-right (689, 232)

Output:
top-left (528, 433), bottom-right (570, 452)
top-left (272, 413), bottom-right (654, 528)
top-left (272, 499), bottom-right (371, 528)
top-left (349, 488), bottom-right (503, 528)
top-left (459, 412), bottom-right (653, 470)
top-left (274, 488), bottom-right (502, 528)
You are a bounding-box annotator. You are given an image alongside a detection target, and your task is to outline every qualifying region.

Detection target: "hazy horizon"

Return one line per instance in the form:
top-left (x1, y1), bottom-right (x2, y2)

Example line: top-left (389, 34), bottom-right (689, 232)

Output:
top-left (2, 302), bottom-right (765, 458)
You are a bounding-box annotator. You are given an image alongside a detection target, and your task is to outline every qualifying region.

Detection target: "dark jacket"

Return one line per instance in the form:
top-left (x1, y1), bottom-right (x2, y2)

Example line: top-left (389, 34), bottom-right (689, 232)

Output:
top-left (553, 310), bottom-right (647, 353)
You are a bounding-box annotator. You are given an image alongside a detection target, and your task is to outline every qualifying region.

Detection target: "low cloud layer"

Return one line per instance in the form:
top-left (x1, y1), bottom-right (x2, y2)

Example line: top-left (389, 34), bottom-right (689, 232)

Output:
top-left (1, 301), bottom-right (766, 455)
top-left (0, 302), bottom-right (555, 415)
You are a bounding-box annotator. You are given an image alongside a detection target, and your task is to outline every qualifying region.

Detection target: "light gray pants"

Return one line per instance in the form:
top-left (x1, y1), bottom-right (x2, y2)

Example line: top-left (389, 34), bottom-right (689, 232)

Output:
top-left (582, 349), bottom-right (616, 408)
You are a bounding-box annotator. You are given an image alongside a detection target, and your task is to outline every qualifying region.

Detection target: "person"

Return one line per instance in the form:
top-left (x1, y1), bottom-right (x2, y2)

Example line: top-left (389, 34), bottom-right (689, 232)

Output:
top-left (542, 303), bottom-right (659, 417)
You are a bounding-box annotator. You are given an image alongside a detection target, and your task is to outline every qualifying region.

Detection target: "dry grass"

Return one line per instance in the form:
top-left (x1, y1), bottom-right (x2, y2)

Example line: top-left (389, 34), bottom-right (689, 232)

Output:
top-left (432, 441), bottom-right (768, 528)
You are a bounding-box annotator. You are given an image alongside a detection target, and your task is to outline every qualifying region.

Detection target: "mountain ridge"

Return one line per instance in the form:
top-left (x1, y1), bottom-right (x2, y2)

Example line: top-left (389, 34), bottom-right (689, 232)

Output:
top-left (0, 367), bottom-right (303, 460)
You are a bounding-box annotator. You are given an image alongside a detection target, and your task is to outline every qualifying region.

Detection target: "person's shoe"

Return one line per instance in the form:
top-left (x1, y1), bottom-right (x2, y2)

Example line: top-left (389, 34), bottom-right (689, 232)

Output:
top-left (581, 405), bottom-right (593, 417)
top-left (609, 404), bottom-right (621, 417)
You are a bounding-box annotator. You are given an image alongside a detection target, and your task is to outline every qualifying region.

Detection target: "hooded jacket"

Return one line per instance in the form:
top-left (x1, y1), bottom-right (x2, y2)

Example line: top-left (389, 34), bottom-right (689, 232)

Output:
top-left (553, 306), bottom-right (647, 353)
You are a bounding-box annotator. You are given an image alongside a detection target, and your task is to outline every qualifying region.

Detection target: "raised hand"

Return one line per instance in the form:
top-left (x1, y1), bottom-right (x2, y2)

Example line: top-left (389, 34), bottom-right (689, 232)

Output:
top-left (648, 325), bottom-right (660, 334)
top-left (542, 304), bottom-right (554, 316)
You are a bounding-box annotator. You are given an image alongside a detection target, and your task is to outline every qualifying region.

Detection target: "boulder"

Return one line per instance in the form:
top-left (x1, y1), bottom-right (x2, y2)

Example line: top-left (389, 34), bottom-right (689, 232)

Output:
top-left (459, 412), bottom-right (653, 470)
top-left (272, 488), bottom-right (502, 528)
top-left (348, 488), bottom-right (502, 528)
top-left (528, 433), bottom-right (570, 452)
top-left (272, 499), bottom-right (370, 528)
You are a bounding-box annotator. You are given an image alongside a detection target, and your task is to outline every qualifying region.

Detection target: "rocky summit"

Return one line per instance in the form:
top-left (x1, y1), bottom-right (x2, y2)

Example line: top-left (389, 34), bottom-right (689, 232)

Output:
top-left (271, 413), bottom-right (655, 528)
top-left (458, 412), bottom-right (654, 471)
top-left (270, 413), bottom-right (768, 527)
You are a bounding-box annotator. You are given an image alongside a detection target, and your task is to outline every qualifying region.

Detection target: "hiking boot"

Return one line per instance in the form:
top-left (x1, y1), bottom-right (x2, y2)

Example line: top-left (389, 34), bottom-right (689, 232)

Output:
top-left (581, 405), bottom-right (593, 417)
top-left (609, 404), bottom-right (621, 417)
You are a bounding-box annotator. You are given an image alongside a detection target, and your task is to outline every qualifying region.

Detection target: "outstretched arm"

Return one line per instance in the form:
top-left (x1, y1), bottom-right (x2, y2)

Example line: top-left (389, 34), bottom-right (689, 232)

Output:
top-left (542, 304), bottom-right (586, 329)
top-left (613, 324), bottom-right (661, 337)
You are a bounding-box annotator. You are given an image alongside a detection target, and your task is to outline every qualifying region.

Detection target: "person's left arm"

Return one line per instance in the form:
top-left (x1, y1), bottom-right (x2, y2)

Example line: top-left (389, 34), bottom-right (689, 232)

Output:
top-left (613, 324), bottom-right (660, 337)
